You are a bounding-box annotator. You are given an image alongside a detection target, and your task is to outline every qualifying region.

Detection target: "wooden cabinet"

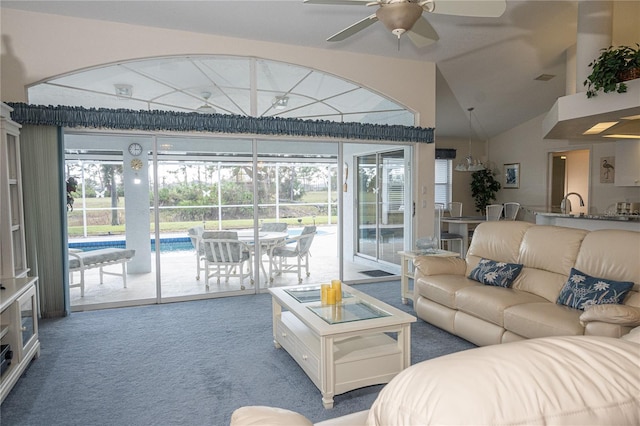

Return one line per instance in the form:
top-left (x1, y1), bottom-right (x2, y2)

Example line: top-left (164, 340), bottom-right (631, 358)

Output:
top-left (1, 103), bottom-right (28, 277)
top-left (1, 103), bottom-right (38, 402)
top-left (615, 140), bottom-right (640, 187)
top-left (0, 276), bottom-right (40, 403)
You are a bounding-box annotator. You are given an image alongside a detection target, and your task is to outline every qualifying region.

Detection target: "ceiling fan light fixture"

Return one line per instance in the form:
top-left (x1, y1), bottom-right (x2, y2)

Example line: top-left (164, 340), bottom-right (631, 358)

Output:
top-left (376, 2), bottom-right (423, 39)
top-left (196, 91), bottom-right (216, 114)
top-left (114, 84), bottom-right (133, 99)
top-left (272, 95), bottom-right (289, 110)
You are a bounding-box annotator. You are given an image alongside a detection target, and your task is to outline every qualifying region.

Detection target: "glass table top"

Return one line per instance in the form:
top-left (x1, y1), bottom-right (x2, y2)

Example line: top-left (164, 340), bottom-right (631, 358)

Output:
top-left (284, 286), bottom-right (353, 304)
top-left (307, 300), bottom-right (390, 325)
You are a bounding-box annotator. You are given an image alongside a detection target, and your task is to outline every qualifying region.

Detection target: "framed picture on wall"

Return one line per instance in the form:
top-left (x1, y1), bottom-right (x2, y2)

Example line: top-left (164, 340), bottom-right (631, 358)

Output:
top-left (504, 163), bottom-right (520, 189)
top-left (599, 156), bottom-right (615, 183)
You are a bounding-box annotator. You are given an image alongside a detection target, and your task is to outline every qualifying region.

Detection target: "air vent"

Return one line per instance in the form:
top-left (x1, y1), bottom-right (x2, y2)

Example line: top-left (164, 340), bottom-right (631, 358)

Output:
top-left (534, 74), bottom-right (555, 81)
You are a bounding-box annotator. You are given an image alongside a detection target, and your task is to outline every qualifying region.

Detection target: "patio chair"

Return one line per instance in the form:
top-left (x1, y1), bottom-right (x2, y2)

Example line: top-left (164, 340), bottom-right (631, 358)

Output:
top-left (201, 231), bottom-right (254, 290)
top-left (187, 226), bottom-right (205, 280)
top-left (258, 222), bottom-right (289, 278)
top-left (503, 202), bottom-right (520, 220)
top-left (268, 225), bottom-right (316, 284)
top-left (486, 204), bottom-right (504, 221)
top-left (448, 201), bottom-right (463, 217)
top-left (260, 222), bottom-right (288, 232)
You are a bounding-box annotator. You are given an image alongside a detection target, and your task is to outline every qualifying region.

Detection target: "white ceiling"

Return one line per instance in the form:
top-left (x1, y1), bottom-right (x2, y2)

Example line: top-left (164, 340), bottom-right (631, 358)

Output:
top-left (2, 0), bottom-right (582, 140)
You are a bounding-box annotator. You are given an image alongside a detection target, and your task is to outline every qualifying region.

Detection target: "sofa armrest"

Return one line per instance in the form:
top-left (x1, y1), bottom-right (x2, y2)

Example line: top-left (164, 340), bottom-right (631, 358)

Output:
top-left (579, 305), bottom-right (640, 327)
top-left (414, 256), bottom-right (467, 278)
top-left (230, 406), bottom-right (313, 426)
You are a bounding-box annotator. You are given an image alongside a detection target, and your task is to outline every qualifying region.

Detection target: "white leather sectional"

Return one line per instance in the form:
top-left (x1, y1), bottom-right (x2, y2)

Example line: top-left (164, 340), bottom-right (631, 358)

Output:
top-left (414, 221), bottom-right (640, 346)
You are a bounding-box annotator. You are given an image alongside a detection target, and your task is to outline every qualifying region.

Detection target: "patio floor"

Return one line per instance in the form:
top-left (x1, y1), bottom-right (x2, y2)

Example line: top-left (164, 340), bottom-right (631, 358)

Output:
top-left (69, 225), bottom-right (403, 311)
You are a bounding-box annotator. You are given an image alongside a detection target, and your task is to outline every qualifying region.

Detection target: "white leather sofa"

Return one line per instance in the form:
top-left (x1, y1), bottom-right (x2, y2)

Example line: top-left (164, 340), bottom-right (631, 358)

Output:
top-left (231, 330), bottom-right (640, 425)
top-left (414, 221), bottom-right (640, 346)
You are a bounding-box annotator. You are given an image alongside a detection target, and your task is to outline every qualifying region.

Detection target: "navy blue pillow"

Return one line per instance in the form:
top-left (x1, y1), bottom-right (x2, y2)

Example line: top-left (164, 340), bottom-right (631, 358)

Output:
top-left (468, 258), bottom-right (523, 288)
top-left (557, 268), bottom-right (634, 310)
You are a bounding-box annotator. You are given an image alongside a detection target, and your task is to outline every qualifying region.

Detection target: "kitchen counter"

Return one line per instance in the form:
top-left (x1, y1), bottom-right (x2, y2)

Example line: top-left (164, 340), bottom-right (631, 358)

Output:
top-left (535, 212), bottom-right (640, 231)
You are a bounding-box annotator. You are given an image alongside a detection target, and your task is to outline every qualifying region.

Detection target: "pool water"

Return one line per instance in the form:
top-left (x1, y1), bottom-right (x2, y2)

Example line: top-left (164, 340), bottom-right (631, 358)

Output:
top-left (68, 228), bottom-right (328, 253)
top-left (68, 237), bottom-right (194, 253)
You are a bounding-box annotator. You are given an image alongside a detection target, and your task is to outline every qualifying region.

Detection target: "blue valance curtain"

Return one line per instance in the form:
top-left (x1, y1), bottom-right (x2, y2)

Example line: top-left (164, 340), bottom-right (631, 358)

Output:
top-left (8, 103), bottom-right (434, 143)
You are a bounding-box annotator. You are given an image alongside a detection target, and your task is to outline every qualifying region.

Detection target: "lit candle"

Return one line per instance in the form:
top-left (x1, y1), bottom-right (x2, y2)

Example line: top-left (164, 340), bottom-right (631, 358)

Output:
top-left (331, 280), bottom-right (342, 302)
top-left (326, 288), bottom-right (336, 305)
top-left (321, 284), bottom-right (330, 305)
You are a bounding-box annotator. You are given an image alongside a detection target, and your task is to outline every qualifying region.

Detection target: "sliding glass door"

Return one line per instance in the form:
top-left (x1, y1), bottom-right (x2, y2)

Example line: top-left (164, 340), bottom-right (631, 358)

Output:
top-left (355, 149), bottom-right (408, 266)
top-left (154, 136), bottom-right (255, 301)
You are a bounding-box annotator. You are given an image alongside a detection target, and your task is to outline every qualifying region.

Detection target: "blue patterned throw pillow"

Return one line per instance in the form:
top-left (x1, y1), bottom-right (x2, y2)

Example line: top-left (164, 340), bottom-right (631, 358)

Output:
top-left (557, 268), bottom-right (634, 310)
top-left (468, 258), bottom-right (523, 288)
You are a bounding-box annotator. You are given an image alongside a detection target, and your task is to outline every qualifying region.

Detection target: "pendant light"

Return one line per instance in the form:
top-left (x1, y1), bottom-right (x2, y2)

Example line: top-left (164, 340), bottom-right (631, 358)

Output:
top-left (455, 107), bottom-right (485, 172)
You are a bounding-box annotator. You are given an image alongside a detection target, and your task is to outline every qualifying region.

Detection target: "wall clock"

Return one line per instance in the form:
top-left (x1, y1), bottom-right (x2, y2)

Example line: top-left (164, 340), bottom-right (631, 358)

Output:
top-left (130, 158), bottom-right (143, 171)
top-left (128, 142), bottom-right (143, 156)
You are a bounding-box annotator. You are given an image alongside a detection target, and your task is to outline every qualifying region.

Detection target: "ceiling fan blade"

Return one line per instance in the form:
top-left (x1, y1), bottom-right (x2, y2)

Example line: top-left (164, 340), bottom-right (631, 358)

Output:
top-left (327, 14), bottom-right (379, 42)
top-left (407, 16), bottom-right (439, 48)
top-left (428, 0), bottom-right (506, 18)
top-left (304, 0), bottom-right (372, 5)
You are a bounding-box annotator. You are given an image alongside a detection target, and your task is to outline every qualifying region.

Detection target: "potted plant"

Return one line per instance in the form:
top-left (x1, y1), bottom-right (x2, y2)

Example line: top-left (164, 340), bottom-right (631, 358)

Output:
top-left (66, 176), bottom-right (78, 212)
top-left (470, 169), bottom-right (501, 213)
top-left (584, 44), bottom-right (640, 98)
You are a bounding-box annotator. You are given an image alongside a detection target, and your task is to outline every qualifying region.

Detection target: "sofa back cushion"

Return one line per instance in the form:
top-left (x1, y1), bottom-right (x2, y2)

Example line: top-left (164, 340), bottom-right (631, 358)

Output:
top-left (574, 229), bottom-right (640, 308)
top-left (466, 221), bottom-right (532, 269)
top-left (513, 225), bottom-right (587, 301)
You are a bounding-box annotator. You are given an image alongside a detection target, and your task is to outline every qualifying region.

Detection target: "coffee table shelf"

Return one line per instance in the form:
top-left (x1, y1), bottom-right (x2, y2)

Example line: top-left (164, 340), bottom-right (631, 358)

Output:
top-left (269, 284), bottom-right (415, 408)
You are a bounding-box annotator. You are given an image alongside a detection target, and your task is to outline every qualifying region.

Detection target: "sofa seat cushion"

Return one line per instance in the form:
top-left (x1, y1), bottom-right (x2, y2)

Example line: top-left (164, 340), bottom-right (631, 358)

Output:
top-left (366, 336), bottom-right (640, 426)
top-left (415, 276), bottom-right (478, 309)
top-left (504, 302), bottom-right (584, 338)
top-left (455, 286), bottom-right (546, 326)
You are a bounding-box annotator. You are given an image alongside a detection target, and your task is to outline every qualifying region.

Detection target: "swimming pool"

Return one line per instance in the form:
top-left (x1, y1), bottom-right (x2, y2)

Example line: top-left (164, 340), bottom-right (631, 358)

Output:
top-left (68, 228), bottom-right (328, 253)
top-left (68, 237), bottom-right (195, 252)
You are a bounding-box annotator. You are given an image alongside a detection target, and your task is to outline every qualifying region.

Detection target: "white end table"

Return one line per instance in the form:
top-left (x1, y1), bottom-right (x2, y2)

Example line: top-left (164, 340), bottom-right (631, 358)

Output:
top-left (398, 249), bottom-right (459, 304)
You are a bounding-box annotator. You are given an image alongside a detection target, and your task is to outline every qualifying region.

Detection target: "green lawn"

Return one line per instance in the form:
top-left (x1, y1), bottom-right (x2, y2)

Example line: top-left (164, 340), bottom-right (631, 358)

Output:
top-left (67, 191), bottom-right (336, 237)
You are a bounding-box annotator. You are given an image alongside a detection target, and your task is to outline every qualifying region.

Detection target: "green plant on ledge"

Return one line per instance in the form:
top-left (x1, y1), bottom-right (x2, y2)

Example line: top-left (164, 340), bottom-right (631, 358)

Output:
top-left (471, 169), bottom-right (501, 213)
top-left (584, 44), bottom-right (640, 98)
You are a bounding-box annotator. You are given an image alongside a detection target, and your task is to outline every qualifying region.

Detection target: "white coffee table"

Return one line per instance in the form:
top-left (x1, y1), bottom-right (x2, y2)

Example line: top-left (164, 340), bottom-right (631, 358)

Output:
top-left (269, 284), bottom-right (416, 408)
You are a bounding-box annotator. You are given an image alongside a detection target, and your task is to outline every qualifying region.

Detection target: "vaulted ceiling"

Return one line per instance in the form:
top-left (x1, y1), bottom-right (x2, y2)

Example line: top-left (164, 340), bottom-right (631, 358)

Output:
top-left (2, 1), bottom-right (585, 140)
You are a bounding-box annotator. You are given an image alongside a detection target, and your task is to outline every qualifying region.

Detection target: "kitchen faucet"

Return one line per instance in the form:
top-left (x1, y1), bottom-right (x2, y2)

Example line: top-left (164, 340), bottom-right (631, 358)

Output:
top-left (560, 192), bottom-right (585, 214)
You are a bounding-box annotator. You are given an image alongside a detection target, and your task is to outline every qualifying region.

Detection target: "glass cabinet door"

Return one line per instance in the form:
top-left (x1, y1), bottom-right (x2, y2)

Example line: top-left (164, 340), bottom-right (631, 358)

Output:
top-left (18, 286), bottom-right (37, 360)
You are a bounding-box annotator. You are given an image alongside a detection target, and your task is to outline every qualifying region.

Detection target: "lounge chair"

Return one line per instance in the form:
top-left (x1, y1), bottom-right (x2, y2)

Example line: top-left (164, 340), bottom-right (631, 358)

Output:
top-left (68, 248), bottom-right (136, 297)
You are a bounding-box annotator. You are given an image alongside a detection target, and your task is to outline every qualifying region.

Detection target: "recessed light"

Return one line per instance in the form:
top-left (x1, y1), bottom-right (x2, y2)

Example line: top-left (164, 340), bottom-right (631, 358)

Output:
top-left (603, 134), bottom-right (640, 139)
top-left (583, 121), bottom-right (619, 135)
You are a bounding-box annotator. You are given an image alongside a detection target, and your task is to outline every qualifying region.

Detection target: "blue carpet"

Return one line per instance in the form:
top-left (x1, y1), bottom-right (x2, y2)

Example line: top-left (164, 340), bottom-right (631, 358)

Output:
top-left (0, 281), bottom-right (475, 425)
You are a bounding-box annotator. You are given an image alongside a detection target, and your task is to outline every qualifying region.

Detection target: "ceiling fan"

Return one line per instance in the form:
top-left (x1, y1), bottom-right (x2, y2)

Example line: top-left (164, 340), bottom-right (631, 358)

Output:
top-left (304, 0), bottom-right (507, 48)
